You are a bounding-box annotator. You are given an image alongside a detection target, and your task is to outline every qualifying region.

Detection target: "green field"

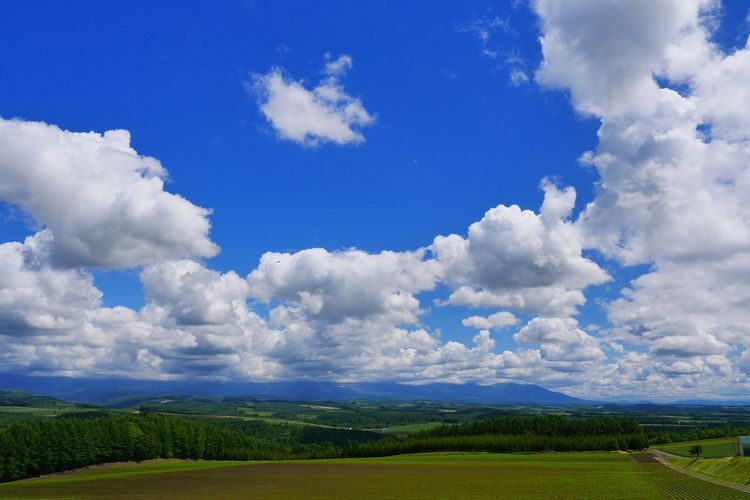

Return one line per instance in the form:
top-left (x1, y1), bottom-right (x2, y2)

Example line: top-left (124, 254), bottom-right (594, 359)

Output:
top-left (1, 453), bottom-right (746, 499)
top-left (0, 406), bottom-right (122, 425)
top-left (670, 456), bottom-right (750, 486)
top-left (654, 436), bottom-right (738, 457)
top-left (382, 422), bottom-right (442, 433)
top-left (630, 453), bottom-right (747, 498)
top-left (0, 391), bottom-right (130, 424)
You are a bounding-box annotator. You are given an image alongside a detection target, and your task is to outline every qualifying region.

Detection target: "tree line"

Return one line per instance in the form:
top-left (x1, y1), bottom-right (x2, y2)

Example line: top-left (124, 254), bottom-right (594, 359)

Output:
top-left (344, 414), bottom-right (648, 457)
top-left (646, 425), bottom-right (750, 445)
top-left (419, 414), bottom-right (644, 438)
top-left (346, 432), bottom-right (647, 457)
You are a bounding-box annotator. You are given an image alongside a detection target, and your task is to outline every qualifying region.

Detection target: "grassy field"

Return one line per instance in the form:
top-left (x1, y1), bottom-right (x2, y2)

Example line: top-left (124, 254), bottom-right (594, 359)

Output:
top-left (381, 422), bottom-right (442, 433)
top-left (0, 406), bottom-right (127, 425)
top-left (670, 456), bottom-right (750, 486)
top-left (1, 453), bottom-right (746, 499)
top-left (654, 436), bottom-right (737, 457)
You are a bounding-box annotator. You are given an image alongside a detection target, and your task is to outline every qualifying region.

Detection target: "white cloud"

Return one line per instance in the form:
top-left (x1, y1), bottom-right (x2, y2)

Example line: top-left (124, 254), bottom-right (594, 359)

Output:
top-left (535, 0), bottom-right (710, 117)
top-left (230, 187), bottom-right (613, 386)
top-left (607, 260), bottom-right (745, 359)
top-left (432, 180), bottom-right (609, 316)
top-left (0, 118), bottom-right (218, 269)
top-left (690, 38), bottom-right (750, 142)
top-left (533, 0), bottom-right (750, 398)
top-left (0, 238), bottom-right (100, 335)
top-left (0, 237), bottom-right (168, 377)
top-left (458, 14), bottom-right (531, 86)
top-left (248, 247), bottom-right (439, 326)
top-left (323, 53), bottom-right (353, 76)
top-left (457, 15), bottom-right (511, 45)
top-left (141, 260), bottom-right (250, 326)
top-left (3, 123), bottom-right (600, 386)
top-left (251, 54), bottom-right (374, 146)
top-left (0, 242), bottom-right (283, 380)
top-left (473, 330), bottom-right (496, 351)
top-left (509, 68), bottom-right (529, 86)
top-left (0, 117), bottom-right (278, 381)
top-left (462, 312), bottom-right (518, 330)
top-left (514, 317), bottom-right (605, 362)
top-left (139, 267), bottom-right (283, 380)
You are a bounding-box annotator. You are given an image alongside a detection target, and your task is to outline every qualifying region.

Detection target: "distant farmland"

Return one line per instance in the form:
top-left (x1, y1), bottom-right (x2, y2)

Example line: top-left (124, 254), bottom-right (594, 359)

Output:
top-left (1, 453), bottom-right (746, 499)
top-left (381, 422), bottom-right (442, 433)
top-left (655, 436), bottom-right (738, 457)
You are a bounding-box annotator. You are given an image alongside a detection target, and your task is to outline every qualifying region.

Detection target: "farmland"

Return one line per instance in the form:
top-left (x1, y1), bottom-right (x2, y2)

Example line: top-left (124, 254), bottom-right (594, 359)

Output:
top-left (381, 422), bottom-right (442, 433)
top-left (6, 389), bottom-right (750, 439)
top-left (654, 436), bottom-right (738, 457)
top-left (670, 456), bottom-right (750, 486)
top-left (3, 390), bottom-right (750, 497)
top-left (0, 391), bottom-right (114, 425)
top-left (630, 453), bottom-right (747, 498)
top-left (1, 452), bottom-right (747, 499)
top-left (0, 412), bottom-right (648, 482)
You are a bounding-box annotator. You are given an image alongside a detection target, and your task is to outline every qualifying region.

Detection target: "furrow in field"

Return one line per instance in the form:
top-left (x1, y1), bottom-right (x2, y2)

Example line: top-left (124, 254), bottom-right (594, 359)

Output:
top-left (631, 454), bottom-right (748, 500)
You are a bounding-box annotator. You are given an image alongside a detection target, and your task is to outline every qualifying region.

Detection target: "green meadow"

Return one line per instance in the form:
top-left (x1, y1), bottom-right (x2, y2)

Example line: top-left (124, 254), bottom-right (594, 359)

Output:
top-left (381, 422), bottom-right (442, 433)
top-left (654, 436), bottom-right (738, 457)
top-left (670, 456), bottom-right (750, 486)
top-left (1, 453), bottom-right (746, 499)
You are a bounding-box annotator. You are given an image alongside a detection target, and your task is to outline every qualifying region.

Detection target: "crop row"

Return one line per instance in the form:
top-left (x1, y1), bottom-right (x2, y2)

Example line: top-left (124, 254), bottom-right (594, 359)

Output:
top-left (631, 454), bottom-right (746, 499)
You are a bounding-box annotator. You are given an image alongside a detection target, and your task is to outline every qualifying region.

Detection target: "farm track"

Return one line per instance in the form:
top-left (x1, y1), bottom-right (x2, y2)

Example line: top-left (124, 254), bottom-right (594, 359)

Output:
top-left (631, 453), bottom-right (749, 499)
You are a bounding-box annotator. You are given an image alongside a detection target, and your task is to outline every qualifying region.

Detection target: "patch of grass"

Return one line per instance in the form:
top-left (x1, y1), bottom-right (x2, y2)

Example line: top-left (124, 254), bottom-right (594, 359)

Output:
top-left (655, 437), bottom-right (737, 457)
top-left (0, 453), bottom-right (723, 499)
top-left (670, 456), bottom-right (750, 486)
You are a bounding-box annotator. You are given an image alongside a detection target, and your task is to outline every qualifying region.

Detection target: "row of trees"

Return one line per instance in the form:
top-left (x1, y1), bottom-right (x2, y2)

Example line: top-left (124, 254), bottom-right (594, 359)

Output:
top-left (420, 414), bottom-right (644, 438)
top-left (344, 414), bottom-right (649, 457)
top-left (213, 418), bottom-right (385, 448)
top-left (347, 432), bottom-right (648, 457)
top-left (646, 425), bottom-right (750, 445)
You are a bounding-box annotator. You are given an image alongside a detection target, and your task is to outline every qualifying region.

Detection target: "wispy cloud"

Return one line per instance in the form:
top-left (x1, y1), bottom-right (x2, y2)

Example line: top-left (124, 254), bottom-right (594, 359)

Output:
top-left (456, 15), bottom-right (513, 45)
top-left (457, 12), bottom-right (531, 86)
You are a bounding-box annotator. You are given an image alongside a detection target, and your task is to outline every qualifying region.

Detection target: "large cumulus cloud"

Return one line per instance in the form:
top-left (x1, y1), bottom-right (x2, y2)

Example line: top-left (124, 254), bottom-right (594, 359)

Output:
top-left (0, 117), bottom-right (218, 268)
top-left (432, 181), bottom-right (609, 316)
top-left (248, 247), bottom-right (439, 326)
top-left (534, 0), bottom-right (750, 398)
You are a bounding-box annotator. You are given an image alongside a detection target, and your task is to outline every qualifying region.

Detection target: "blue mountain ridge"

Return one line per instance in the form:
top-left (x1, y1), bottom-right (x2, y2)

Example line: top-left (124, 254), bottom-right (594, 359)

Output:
top-left (0, 373), bottom-right (585, 405)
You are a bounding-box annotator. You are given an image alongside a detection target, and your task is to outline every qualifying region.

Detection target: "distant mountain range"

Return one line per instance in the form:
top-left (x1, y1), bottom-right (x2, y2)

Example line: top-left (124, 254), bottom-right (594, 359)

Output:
top-left (0, 389), bottom-right (77, 408)
top-left (0, 373), bottom-right (585, 405)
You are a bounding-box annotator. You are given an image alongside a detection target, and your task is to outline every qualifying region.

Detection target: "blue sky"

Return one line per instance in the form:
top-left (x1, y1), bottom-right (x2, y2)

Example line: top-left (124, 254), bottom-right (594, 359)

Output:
top-left (1, 1), bottom-right (750, 400)
top-left (1, 1), bottom-right (596, 256)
